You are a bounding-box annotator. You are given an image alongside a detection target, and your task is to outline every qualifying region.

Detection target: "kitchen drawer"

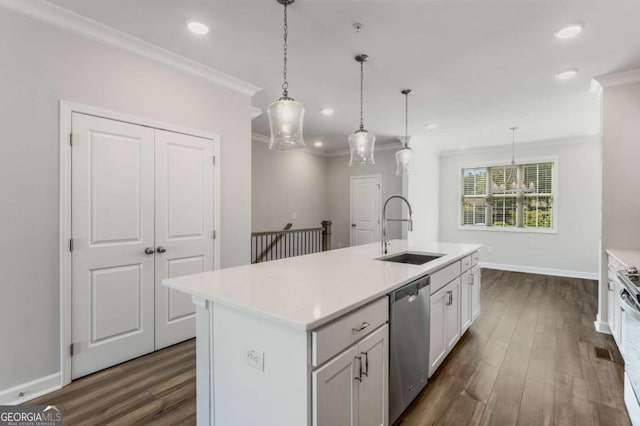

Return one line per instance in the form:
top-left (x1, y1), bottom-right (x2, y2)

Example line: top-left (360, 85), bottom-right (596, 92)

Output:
top-left (460, 255), bottom-right (472, 272)
top-left (471, 251), bottom-right (480, 266)
top-left (312, 296), bottom-right (388, 367)
top-left (431, 261), bottom-right (461, 294)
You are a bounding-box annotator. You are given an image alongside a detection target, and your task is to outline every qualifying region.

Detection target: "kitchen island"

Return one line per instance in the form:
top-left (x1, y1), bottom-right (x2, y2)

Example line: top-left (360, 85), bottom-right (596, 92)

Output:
top-left (164, 240), bottom-right (481, 425)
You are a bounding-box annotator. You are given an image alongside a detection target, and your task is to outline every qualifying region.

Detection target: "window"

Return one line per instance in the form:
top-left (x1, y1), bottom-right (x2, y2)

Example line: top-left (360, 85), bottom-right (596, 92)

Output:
top-left (461, 161), bottom-right (554, 230)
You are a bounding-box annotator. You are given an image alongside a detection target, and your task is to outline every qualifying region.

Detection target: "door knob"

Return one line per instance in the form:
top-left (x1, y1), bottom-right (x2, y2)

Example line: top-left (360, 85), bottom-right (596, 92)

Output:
top-left (144, 247), bottom-right (155, 255)
top-left (156, 246), bottom-right (167, 253)
top-left (352, 224), bottom-right (356, 227)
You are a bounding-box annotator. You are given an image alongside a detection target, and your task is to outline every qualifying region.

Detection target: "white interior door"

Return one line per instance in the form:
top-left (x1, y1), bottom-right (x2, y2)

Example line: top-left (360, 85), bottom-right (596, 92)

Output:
top-left (350, 176), bottom-right (381, 246)
top-left (71, 113), bottom-right (156, 379)
top-left (154, 130), bottom-right (214, 350)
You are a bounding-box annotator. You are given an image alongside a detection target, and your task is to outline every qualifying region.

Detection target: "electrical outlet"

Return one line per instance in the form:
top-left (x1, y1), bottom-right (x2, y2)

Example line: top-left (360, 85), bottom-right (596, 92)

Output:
top-left (487, 246), bottom-right (493, 253)
top-left (291, 212), bottom-right (297, 220)
top-left (244, 347), bottom-right (264, 372)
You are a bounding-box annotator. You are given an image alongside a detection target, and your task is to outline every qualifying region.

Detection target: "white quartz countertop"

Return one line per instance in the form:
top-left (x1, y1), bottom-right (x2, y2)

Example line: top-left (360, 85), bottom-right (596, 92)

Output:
top-left (163, 240), bottom-right (481, 331)
top-left (606, 248), bottom-right (640, 268)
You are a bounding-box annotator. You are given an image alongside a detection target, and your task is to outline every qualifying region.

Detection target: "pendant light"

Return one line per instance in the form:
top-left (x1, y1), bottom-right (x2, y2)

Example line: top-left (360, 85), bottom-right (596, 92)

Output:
top-left (267, 0), bottom-right (305, 150)
top-left (493, 127), bottom-right (535, 194)
top-left (348, 54), bottom-right (376, 166)
top-left (395, 89), bottom-right (414, 176)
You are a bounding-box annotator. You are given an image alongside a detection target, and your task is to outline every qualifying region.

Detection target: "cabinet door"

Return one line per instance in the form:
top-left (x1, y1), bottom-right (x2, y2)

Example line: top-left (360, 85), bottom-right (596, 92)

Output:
top-left (613, 278), bottom-right (622, 346)
top-left (460, 271), bottom-right (472, 333)
top-left (313, 345), bottom-right (358, 426)
top-left (429, 288), bottom-right (448, 377)
top-left (358, 325), bottom-right (389, 426)
top-left (618, 297), bottom-right (627, 360)
top-left (471, 266), bottom-right (481, 321)
top-left (446, 279), bottom-right (461, 352)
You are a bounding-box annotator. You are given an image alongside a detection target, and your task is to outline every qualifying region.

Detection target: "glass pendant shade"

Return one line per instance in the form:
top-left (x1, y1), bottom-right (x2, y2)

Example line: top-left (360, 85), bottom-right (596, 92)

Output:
top-left (268, 97), bottom-right (305, 150)
top-left (348, 129), bottom-right (376, 166)
top-left (395, 146), bottom-right (413, 176)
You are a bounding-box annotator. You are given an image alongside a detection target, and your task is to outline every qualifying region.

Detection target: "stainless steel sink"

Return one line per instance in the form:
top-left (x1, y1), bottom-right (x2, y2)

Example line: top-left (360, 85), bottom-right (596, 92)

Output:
top-left (377, 251), bottom-right (444, 265)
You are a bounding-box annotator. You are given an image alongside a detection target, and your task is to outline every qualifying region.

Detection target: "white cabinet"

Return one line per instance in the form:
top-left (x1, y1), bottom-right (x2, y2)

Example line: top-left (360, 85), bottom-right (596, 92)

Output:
top-left (313, 324), bottom-right (389, 426)
top-left (471, 265), bottom-right (481, 321)
top-left (460, 271), bottom-right (472, 334)
top-left (429, 278), bottom-right (460, 376)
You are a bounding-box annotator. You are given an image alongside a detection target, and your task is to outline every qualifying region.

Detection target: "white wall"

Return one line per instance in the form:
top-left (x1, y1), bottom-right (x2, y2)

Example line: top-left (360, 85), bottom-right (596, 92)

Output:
top-left (438, 137), bottom-right (601, 277)
top-left (0, 9), bottom-right (253, 392)
top-left (327, 149), bottom-right (404, 249)
top-left (407, 136), bottom-right (440, 245)
top-left (252, 140), bottom-right (329, 231)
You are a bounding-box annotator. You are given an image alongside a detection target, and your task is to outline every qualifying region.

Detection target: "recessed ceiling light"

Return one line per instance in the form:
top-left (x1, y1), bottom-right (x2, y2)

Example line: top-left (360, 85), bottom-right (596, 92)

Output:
top-left (314, 141), bottom-right (323, 148)
top-left (425, 123), bottom-right (438, 130)
top-left (555, 68), bottom-right (578, 80)
top-left (554, 23), bottom-right (583, 39)
top-left (321, 108), bottom-right (334, 117)
top-left (187, 21), bottom-right (210, 35)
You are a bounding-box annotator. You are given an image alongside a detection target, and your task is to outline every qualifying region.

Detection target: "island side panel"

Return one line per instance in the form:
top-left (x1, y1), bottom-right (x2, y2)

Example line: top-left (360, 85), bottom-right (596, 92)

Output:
top-left (193, 296), bottom-right (214, 426)
top-left (213, 302), bottom-right (310, 426)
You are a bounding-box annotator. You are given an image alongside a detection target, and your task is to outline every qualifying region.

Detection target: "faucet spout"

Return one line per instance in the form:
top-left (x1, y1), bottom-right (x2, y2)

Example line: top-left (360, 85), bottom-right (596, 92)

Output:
top-left (382, 195), bottom-right (414, 255)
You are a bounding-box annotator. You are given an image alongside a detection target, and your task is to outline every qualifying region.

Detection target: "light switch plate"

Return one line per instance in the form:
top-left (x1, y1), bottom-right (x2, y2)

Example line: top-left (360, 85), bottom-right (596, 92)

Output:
top-left (291, 212), bottom-right (297, 220)
top-left (244, 347), bottom-right (264, 372)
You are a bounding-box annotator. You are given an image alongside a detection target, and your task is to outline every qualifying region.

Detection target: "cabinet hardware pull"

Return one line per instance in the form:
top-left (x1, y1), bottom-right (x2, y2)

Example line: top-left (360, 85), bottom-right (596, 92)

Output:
top-left (354, 356), bottom-right (363, 382)
top-left (469, 274), bottom-right (474, 285)
top-left (352, 322), bottom-right (370, 333)
top-left (361, 351), bottom-right (369, 377)
top-left (608, 279), bottom-right (613, 291)
top-left (446, 290), bottom-right (453, 306)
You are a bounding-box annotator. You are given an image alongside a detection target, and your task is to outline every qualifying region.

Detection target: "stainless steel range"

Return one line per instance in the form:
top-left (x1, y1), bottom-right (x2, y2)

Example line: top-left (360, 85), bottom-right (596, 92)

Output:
top-left (617, 266), bottom-right (640, 425)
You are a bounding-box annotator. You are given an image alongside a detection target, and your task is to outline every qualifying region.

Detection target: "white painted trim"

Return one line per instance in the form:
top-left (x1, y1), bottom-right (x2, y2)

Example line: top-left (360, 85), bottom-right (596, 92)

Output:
top-left (251, 133), bottom-right (401, 158)
top-left (0, 373), bottom-right (61, 405)
top-left (327, 142), bottom-right (400, 157)
top-left (479, 261), bottom-right (599, 280)
top-left (594, 316), bottom-right (612, 335)
top-left (0, 0), bottom-right (260, 96)
top-left (596, 68), bottom-right (640, 88)
top-left (251, 133), bottom-right (330, 157)
top-left (59, 101), bottom-right (222, 386)
top-left (440, 134), bottom-right (599, 157)
top-left (349, 175), bottom-right (382, 247)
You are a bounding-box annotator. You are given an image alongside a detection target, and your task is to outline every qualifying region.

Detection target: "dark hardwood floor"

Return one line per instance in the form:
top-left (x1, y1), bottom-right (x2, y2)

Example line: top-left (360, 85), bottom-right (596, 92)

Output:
top-left (30, 269), bottom-right (629, 425)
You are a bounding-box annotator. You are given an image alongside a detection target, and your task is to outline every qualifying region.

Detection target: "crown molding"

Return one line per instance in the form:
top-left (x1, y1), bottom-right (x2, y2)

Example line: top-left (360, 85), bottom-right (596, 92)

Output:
top-left (251, 133), bottom-right (330, 157)
top-left (0, 0), bottom-right (261, 96)
top-left (595, 68), bottom-right (640, 88)
top-left (251, 107), bottom-right (263, 119)
top-left (326, 142), bottom-right (400, 157)
top-left (439, 133), bottom-right (600, 157)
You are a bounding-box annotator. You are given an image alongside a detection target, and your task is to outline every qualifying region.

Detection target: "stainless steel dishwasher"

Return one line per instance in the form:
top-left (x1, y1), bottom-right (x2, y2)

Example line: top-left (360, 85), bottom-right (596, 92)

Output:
top-left (389, 274), bottom-right (430, 424)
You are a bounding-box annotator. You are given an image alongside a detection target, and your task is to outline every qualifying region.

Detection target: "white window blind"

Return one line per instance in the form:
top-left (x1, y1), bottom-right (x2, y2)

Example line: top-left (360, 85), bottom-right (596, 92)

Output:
top-left (461, 161), bottom-right (554, 230)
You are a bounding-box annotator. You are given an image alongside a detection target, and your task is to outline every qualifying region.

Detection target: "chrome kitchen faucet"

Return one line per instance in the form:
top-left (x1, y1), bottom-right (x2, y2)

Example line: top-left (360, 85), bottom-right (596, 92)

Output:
top-left (382, 195), bottom-right (413, 254)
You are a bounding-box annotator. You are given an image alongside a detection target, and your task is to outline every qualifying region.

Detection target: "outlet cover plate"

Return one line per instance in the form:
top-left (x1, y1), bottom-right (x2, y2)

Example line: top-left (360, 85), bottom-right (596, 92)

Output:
top-left (244, 347), bottom-right (264, 372)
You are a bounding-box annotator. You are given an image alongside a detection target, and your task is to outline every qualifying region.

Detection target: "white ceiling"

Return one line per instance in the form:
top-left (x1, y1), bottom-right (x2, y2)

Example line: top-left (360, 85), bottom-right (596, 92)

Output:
top-left (47, 0), bottom-right (640, 153)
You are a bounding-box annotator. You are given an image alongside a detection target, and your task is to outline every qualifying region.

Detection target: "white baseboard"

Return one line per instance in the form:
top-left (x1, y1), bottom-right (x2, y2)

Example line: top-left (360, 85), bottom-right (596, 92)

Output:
top-left (594, 319), bottom-right (612, 335)
top-left (0, 373), bottom-right (61, 405)
top-left (479, 262), bottom-right (599, 280)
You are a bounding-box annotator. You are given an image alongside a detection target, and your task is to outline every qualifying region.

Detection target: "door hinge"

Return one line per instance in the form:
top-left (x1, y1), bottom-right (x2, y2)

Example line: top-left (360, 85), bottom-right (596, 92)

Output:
top-left (69, 239), bottom-right (74, 252)
top-left (212, 156), bottom-right (216, 165)
top-left (69, 133), bottom-right (73, 146)
top-left (70, 343), bottom-right (74, 357)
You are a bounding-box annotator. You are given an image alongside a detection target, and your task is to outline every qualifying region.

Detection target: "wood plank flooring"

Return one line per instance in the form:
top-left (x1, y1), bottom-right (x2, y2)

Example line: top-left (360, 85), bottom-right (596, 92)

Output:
top-left (28, 269), bottom-right (629, 425)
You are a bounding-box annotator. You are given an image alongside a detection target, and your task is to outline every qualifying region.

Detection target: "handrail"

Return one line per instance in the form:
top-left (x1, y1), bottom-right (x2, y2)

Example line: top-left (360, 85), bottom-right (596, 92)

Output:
top-left (251, 220), bottom-right (332, 264)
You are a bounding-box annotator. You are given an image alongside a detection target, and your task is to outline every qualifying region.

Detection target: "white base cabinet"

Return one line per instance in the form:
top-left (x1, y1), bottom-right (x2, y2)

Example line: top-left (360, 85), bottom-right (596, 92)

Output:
top-left (429, 251), bottom-right (481, 377)
top-left (313, 325), bottom-right (389, 426)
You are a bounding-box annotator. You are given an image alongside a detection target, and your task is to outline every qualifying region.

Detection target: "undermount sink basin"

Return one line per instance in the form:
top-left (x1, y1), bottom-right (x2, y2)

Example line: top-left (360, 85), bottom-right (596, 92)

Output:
top-left (377, 251), bottom-right (445, 265)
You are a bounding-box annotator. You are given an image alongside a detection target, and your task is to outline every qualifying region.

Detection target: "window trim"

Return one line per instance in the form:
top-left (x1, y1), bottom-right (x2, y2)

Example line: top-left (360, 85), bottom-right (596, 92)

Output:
top-left (457, 156), bottom-right (559, 234)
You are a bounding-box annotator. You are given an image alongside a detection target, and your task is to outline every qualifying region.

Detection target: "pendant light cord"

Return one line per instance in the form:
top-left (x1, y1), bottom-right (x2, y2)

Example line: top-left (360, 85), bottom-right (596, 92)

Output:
top-left (359, 59), bottom-right (364, 131)
top-left (404, 92), bottom-right (409, 148)
top-left (282, 2), bottom-right (289, 97)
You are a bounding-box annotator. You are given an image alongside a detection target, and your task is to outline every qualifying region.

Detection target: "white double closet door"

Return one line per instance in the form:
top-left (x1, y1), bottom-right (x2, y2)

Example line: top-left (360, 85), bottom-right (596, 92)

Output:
top-left (70, 113), bottom-right (214, 379)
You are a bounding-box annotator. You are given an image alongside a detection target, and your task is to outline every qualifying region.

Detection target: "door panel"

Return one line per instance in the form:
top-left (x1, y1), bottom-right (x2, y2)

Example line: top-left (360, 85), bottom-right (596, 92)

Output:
top-left (461, 271), bottom-right (472, 333)
top-left (350, 176), bottom-right (381, 246)
top-left (358, 325), bottom-right (389, 426)
top-left (71, 113), bottom-right (155, 379)
top-left (471, 266), bottom-right (481, 321)
top-left (313, 345), bottom-right (358, 426)
top-left (155, 130), bottom-right (214, 350)
top-left (446, 279), bottom-right (461, 351)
